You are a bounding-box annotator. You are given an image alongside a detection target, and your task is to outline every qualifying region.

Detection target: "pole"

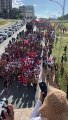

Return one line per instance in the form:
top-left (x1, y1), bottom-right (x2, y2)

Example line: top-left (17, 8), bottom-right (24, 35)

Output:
top-left (50, 0), bottom-right (65, 63)
top-left (50, 0), bottom-right (63, 10)
top-left (62, 0), bottom-right (65, 18)
top-left (50, 0), bottom-right (65, 17)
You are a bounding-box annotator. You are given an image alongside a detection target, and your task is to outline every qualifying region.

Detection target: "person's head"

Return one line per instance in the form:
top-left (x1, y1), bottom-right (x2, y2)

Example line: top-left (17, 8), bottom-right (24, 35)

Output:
top-left (38, 86), bottom-right (68, 120)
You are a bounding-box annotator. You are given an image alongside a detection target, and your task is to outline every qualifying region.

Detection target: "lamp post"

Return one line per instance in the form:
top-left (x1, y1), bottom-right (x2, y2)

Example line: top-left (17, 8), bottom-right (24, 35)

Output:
top-left (50, 0), bottom-right (66, 63)
top-left (50, 0), bottom-right (67, 92)
top-left (50, 0), bottom-right (65, 17)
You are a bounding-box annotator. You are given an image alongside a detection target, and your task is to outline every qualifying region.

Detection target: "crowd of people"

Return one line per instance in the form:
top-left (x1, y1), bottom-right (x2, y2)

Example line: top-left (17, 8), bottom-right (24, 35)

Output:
top-left (0, 19), bottom-right (68, 120)
top-left (0, 29), bottom-right (44, 91)
top-left (0, 20), bottom-right (57, 92)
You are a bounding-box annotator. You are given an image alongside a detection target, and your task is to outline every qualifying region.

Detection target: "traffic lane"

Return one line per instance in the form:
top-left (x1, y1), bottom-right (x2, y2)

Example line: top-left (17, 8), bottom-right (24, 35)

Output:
top-left (0, 19), bottom-right (25, 31)
top-left (0, 20), bottom-right (23, 30)
top-left (0, 25), bottom-right (36, 108)
top-left (0, 81), bottom-right (35, 108)
top-left (0, 24), bottom-right (26, 56)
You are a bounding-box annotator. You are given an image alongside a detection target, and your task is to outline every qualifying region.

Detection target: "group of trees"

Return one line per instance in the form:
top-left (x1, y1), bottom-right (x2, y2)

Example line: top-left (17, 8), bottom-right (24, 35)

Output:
top-left (0, 8), bottom-right (35, 19)
top-left (58, 14), bottom-right (68, 20)
top-left (10, 8), bottom-right (23, 19)
top-left (0, 7), bottom-right (68, 20)
top-left (0, 8), bottom-right (24, 19)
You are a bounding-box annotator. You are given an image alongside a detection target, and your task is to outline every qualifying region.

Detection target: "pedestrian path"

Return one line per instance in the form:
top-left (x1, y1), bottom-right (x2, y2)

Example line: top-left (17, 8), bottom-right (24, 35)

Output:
top-left (41, 36), bottom-right (58, 88)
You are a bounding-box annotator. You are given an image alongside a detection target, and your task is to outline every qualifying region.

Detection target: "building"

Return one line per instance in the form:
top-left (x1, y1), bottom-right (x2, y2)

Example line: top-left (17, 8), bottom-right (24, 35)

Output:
top-left (19, 5), bottom-right (25, 17)
top-left (19, 5), bottom-right (35, 18)
top-left (25, 5), bottom-right (35, 18)
top-left (0, 0), bottom-right (1, 13)
top-left (0, 0), bottom-right (12, 16)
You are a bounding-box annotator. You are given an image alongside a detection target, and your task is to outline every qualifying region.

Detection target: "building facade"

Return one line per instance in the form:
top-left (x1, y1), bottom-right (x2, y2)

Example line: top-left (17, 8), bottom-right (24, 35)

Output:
top-left (19, 5), bottom-right (35, 18)
top-left (19, 5), bottom-right (25, 17)
top-left (0, 0), bottom-right (1, 13)
top-left (0, 0), bottom-right (12, 15)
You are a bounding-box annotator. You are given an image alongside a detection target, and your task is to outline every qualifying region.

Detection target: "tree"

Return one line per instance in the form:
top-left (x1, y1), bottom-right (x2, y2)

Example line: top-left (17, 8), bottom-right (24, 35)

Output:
top-left (1, 9), bottom-right (8, 18)
top-left (58, 14), bottom-right (68, 20)
top-left (9, 8), bottom-right (21, 19)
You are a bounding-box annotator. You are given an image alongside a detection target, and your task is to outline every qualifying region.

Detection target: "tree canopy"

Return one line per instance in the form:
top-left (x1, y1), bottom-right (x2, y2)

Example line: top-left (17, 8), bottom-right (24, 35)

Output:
top-left (58, 14), bottom-right (68, 20)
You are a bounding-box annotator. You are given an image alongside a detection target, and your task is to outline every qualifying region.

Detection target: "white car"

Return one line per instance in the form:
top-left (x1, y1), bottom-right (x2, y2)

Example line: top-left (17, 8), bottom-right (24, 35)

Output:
top-left (17, 24), bottom-right (21, 29)
top-left (0, 32), bottom-right (8, 40)
top-left (0, 36), bottom-right (4, 43)
top-left (4, 30), bottom-right (13, 37)
top-left (12, 25), bottom-right (18, 31)
top-left (8, 27), bottom-right (15, 34)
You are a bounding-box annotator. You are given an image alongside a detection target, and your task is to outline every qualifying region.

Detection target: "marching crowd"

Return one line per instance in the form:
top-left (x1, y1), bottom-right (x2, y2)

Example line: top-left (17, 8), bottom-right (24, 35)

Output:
top-left (0, 30), bottom-right (43, 90)
top-left (0, 20), bottom-right (56, 92)
top-left (0, 20), bottom-right (62, 120)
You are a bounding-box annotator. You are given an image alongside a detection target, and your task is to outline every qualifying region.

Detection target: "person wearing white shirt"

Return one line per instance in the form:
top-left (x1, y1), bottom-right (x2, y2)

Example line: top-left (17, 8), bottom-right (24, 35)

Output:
top-left (29, 92), bottom-right (46, 120)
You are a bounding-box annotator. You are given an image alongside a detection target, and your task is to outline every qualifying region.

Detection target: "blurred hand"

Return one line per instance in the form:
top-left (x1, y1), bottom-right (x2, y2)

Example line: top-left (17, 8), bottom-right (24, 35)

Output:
top-left (2, 110), bottom-right (11, 120)
top-left (2, 104), bottom-right (14, 120)
top-left (39, 92), bottom-right (45, 103)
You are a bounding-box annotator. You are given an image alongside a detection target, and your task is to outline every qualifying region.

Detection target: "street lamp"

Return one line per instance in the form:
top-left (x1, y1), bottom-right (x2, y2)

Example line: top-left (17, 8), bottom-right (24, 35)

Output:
top-left (49, 0), bottom-right (66, 62)
top-left (50, 0), bottom-right (67, 94)
top-left (50, 0), bottom-right (66, 63)
top-left (50, 0), bottom-right (65, 17)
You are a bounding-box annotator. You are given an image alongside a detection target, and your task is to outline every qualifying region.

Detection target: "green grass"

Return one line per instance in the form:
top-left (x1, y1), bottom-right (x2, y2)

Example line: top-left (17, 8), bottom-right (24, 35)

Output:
top-left (52, 22), bottom-right (68, 92)
top-left (63, 22), bottom-right (68, 28)
top-left (0, 19), bottom-right (17, 26)
top-left (0, 20), bottom-right (8, 26)
top-left (52, 36), bottom-right (68, 62)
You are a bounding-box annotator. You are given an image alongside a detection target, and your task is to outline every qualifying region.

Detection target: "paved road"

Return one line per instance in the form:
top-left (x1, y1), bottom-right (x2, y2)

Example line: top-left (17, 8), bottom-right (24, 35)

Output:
top-left (0, 24), bottom-right (36, 56)
top-left (0, 79), bottom-right (35, 109)
top-left (0, 24), bottom-right (26, 56)
top-left (0, 25), bottom-right (37, 108)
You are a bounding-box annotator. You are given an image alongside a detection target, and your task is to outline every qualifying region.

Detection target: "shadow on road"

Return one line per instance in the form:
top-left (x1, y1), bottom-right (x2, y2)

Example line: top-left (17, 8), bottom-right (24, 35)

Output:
top-left (0, 79), bottom-right (36, 108)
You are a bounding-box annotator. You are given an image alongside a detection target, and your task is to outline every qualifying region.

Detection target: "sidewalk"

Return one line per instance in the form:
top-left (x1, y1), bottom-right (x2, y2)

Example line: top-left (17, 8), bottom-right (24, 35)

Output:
top-left (36, 35), bottom-right (58, 94)
top-left (35, 37), bottom-right (46, 101)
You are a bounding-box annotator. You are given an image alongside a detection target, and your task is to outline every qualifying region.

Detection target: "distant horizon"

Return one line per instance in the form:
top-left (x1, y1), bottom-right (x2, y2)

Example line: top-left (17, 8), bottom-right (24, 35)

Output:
top-left (12, 0), bottom-right (68, 18)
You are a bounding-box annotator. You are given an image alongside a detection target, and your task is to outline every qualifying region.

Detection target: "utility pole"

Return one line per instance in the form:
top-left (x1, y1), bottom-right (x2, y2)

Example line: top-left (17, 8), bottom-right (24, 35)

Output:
top-left (50, 0), bottom-right (66, 63)
top-left (62, 0), bottom-right (65, 18)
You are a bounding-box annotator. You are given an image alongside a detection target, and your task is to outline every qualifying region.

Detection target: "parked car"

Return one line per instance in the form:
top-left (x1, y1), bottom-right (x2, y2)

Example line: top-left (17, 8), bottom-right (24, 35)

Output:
top-left (0, 32), bottom-right (8, 40)
top-left (0, 36), bottom-right (4, 43)
top-left (8, 27), bottom-right (15, 34)
top-left (4, 30), bottom-right (13, 37)
top-left (17, 24), bottom-right (21, 29)
top-left (12, 25), bottom-right (18, 31)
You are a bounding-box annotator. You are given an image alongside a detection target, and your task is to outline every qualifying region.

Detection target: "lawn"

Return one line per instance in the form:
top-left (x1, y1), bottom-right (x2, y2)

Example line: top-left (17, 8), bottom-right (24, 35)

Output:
top-left (52, 21), bottom-right (68, 92)
top-left (0, 19), bottom-right (8, 25)
top-left (0, 19), bottom-right (17, 26)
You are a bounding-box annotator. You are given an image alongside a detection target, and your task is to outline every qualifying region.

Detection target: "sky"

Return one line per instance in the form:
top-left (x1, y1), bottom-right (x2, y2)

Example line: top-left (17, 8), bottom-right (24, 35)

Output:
top-left (12, 0), bottom-right (68, 18)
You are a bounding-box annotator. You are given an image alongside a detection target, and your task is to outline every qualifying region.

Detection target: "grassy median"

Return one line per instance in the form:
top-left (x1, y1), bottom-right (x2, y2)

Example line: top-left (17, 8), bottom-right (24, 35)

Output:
top-left (0, 19), bottom-right (17, 26)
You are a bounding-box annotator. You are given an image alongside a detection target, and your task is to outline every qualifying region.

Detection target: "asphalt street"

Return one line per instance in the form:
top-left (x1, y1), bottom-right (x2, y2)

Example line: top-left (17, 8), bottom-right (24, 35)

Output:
top-left (0, 24), bottom-right (26, 56)
top-left (0, 79), bottom-right (36, 108)
top-left (0, 24), bottom-right (36, 108)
